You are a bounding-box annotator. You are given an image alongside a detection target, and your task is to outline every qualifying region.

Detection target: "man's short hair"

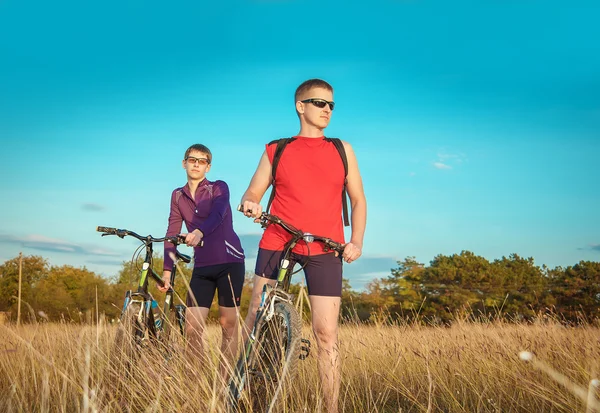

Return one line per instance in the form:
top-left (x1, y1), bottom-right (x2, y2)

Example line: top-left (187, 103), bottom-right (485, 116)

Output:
top-left (184, 144), bottom-right (212, 164)
top-left (294, 79), bottom-right (334, 102)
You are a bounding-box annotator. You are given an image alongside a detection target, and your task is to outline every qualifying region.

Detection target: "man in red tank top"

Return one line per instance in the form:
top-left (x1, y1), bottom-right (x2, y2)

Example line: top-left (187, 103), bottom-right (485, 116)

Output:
top-left (240, 79), bottom-right (367, 413)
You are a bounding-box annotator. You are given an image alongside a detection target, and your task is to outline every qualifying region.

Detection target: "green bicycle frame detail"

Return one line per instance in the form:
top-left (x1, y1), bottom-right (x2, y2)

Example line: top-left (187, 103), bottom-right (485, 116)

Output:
top-left (139, 262), bottom-right (150, 289)
top-left (97, 226), bottom-right (190, 342)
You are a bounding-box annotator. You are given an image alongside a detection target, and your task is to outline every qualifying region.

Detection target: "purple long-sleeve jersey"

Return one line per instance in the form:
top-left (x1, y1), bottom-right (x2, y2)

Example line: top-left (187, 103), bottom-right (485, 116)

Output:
top-left (163, 178), bottom-right (245, 270)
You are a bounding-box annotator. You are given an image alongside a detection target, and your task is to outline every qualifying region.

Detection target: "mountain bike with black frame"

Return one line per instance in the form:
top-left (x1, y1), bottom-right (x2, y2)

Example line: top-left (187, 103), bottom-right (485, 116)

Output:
top-left (96, 226), bottom-right (195, 370)
top-left (227, 210), bottom-right (345, 412)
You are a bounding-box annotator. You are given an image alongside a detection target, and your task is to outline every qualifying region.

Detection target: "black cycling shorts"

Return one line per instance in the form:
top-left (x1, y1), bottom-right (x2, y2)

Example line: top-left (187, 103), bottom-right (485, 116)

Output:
top-left (187, 262), bottom-right (245, 308)
top-left (254, 249), bottom-right (342, 297)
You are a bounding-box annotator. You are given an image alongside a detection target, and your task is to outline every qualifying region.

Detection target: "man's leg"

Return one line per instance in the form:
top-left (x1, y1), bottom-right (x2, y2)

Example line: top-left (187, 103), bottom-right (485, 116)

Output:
top-left (309, 295), bottom-right (341, 413)
top-left (242, 249), bottom-right (281, 340)
top-left (302, 252), bottom-right (343, 413)
top-left (242, 275), bottom-right (275, 340)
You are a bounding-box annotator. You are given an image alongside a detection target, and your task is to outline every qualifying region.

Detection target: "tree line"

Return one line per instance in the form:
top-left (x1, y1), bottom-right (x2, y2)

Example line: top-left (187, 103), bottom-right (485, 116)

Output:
top-left (0, 251), bottom-right (598, 324)
top-left (343, 251), bottom-right (600, 324)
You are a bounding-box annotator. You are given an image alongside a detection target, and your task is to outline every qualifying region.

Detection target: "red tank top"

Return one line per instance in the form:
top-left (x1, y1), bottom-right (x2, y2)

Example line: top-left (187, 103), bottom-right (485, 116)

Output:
top-left (259, 136), bottom-right (346, 254)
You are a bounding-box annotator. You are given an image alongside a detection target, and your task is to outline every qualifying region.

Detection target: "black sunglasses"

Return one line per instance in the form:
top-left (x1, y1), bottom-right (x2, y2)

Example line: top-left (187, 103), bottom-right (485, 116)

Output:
top-left (301, 98), bottom-right (335, 111)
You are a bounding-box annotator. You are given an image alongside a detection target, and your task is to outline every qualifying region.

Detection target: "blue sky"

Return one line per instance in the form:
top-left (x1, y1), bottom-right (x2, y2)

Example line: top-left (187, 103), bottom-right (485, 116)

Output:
top-left (1, 0), bottom-right (599, 290)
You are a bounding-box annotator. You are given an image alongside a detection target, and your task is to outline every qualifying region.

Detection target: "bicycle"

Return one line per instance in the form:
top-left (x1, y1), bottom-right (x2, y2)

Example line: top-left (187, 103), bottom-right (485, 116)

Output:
top-left (227, 210), bottom-right (345, 412)
top-left (96, 226), bottom-right (193, 364)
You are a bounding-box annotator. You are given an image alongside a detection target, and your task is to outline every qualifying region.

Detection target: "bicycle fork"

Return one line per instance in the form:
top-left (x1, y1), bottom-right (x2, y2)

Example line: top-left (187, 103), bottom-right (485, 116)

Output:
top-left (248, 284), bottom-right (312, 361)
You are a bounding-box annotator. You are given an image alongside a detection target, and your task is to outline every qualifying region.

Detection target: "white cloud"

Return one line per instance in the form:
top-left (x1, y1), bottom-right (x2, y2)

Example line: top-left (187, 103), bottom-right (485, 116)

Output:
top-left (0, 234), bottom-right (121, 257)
top-left (437, 151), bottom-right (467, 162)
top-left (433, 150), bottom-right (467, 170)
top-left (433, 162), bottom-right (452, 170)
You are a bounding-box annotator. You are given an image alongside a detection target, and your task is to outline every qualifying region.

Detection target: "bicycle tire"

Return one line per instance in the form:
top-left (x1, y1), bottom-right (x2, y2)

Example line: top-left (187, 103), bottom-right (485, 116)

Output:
top-left (111, 302), bottom-right (144, 374)
top-left (228, 300), bottom-right (302, 412)
top-left (160, 304), bottom-right (186, 358)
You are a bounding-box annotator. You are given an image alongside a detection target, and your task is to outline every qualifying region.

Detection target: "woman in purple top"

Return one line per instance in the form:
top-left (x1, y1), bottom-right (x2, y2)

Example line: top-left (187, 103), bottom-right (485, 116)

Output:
top-left (159, 143), bottom-right (245, 376)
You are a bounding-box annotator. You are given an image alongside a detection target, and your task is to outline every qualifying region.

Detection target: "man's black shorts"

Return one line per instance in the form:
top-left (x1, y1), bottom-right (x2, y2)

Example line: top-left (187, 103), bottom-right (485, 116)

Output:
top-left (254, 249), bottom-right (342, 297)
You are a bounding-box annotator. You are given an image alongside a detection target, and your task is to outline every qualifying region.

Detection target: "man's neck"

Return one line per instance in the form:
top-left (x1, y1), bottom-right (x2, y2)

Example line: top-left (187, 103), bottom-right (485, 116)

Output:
top-left (297, 124), bottom-right (325, 138)
top-left (187, 177), bottom-right (204, 199)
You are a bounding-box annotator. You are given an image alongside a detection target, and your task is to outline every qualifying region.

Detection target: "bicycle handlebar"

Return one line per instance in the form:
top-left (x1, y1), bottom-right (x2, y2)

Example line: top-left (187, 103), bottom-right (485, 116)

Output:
top-left (236, 206), bottom-right (346, 254)
top-left (96, 226), bottom-right (193, 246)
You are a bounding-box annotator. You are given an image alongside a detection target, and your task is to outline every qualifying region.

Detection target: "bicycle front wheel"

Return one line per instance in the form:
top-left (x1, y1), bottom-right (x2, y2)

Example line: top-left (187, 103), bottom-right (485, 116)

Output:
top-left (107, 301), bottom-right (145, 395)
top-left (229, 300), bottom-right (302, 412)
top-left (160, 304), bottom-right (186, 359)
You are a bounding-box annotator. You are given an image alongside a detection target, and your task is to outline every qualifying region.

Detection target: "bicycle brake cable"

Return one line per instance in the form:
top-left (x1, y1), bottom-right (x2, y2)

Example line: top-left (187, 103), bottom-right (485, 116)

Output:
top-left (130, 243), bottom-right (145, 288)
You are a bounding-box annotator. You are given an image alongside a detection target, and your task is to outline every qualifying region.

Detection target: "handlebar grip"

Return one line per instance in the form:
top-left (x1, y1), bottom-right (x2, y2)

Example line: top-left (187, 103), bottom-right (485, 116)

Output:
top-left (326, 240), bottom-right (346, 254)
top-left (96, 226), bottom-right (117, 234)
top-left (173, 235), bottom-right (203, 247)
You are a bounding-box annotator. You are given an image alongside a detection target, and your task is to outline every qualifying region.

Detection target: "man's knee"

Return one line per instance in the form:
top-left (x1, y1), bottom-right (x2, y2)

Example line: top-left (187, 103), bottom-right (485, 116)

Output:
top-left (312, 324), bottom-right (338, 347)
top-left (248, 280), bottom-right (269, 312)
top-left (249, 295), bottom-right (262, 311)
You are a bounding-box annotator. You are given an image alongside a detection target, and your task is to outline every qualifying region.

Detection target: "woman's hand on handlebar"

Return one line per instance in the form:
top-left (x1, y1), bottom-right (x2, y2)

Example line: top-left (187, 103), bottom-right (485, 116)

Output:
top-left (158, 271), bottom-right (171, 293)
top-left (182, 229), bottom-right (204, 247)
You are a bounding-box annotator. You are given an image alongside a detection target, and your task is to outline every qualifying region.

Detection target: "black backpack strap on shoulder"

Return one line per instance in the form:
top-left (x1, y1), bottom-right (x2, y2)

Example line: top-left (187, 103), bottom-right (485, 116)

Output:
top-left (325, 137), bottom-right (350, 227)
top-left (266, 138), bottom-right (295, 213)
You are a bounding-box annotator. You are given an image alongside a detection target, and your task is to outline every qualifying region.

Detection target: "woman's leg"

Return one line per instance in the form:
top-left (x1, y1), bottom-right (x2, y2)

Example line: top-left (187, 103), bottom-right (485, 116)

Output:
top-left (185, 306), bottom-right (210, 362)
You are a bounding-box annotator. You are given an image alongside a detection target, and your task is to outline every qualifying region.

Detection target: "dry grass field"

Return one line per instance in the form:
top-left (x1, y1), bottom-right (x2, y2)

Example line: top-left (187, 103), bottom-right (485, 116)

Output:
top-left (1, 318), bottom-right (599, 412)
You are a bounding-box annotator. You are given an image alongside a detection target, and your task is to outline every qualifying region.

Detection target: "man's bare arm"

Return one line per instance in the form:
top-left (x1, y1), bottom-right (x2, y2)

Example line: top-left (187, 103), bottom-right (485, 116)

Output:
top-left (240, 150), bottom-right (272, 218)
top-left (343, 141), bottom-right (367, 261)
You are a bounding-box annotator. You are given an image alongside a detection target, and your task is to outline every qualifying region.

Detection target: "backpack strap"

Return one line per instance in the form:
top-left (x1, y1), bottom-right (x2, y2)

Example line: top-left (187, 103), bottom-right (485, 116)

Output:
top-left (266, 138), bottom-right (296, 213)
top-left (266, 137), bottom-right (351, 227)
top-left (325, 137), bottom-right (350, 227)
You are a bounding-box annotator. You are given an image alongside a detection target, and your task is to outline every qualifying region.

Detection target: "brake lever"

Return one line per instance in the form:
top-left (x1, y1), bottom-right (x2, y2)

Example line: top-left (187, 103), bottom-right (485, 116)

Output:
top-left (259, 217), bottom-right (270, 229)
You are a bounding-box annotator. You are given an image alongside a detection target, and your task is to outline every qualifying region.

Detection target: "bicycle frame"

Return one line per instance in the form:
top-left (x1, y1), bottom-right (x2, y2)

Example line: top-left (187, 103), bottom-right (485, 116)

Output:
top-left (97, 226), bottom-right (190, 342)
top-left (229, 212), bottom-right (345, 409)
top-left (245, 238), bottom-right (297, 346)
top-left (249, 213), bottom-right (344, 337)
top-left (242, 212), bottom-right (345, 362)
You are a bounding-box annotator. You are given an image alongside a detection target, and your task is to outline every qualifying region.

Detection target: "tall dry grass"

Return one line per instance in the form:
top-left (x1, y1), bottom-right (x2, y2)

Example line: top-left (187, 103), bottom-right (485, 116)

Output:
top-left (1, 317), bottom-right (599, 412)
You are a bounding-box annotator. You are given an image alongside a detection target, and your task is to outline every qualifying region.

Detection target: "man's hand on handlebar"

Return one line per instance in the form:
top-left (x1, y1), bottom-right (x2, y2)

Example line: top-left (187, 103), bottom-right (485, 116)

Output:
top-left (342, 241), bottom-right (362, 264)
top-left (240, 201), bottom-right (263, 221)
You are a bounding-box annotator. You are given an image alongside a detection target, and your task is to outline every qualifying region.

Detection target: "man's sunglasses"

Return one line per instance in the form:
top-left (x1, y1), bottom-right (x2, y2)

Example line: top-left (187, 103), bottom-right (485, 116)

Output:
top-left (301, 98), bottom-right (335, 111)
top-left (185, 156), bottom-right (211, 165)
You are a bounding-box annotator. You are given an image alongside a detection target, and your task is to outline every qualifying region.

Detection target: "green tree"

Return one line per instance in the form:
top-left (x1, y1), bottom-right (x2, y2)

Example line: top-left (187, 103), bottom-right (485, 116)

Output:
top-left (418, 251), bottom-right (492, 322)
top-left (550, 261), bottom-right (600, 322)
top-left (31, 265), bottom-right (114, 321)
top-left (0, 255), bottom-right (49, 318)
top-left (489, 254), bottom-right (551, 319)
top-left (384, 256), bottom-right (426, 313)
